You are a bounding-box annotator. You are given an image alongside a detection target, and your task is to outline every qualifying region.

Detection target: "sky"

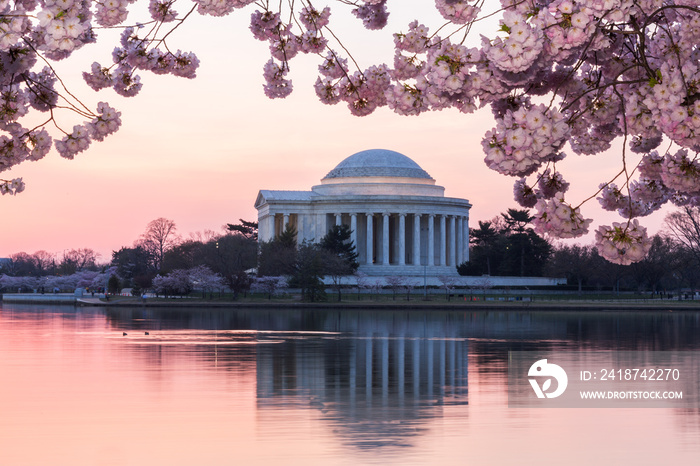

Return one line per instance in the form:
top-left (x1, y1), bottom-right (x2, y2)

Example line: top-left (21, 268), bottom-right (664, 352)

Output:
top-left (0, 1), bottom-right (675, 261)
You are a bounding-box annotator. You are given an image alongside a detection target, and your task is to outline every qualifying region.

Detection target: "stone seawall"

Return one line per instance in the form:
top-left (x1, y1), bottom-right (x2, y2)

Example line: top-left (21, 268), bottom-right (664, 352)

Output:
top-left (2, 294), bottom-right (77, 304)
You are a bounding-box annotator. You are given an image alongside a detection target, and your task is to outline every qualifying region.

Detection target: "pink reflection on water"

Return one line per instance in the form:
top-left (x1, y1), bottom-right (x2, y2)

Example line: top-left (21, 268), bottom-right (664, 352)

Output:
top-left (0, 307), bottom-right (699, 465)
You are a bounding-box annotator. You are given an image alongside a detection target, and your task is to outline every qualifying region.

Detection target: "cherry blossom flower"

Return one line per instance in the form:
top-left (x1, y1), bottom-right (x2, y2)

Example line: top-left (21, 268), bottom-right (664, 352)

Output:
top-left (595, 220), bottom-right (652, 265)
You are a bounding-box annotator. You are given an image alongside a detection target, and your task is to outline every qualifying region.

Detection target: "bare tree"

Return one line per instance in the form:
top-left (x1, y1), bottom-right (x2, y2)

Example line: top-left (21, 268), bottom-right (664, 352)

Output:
top-left (32, 250), bottom-right (55, 275)
top-left (404, 280), bottom-right (417, 301)
top-left (137, 218), bottom-right (180, 272)
top-left (665, 206), bottom-right (700, 266)
top-left (63, 248), bottom-right (99, 271)
top-left (438, 275), bottom-right (458, 301)
top-left (385, 275), bottom-right (406, 301)
top-left (355, 271), bottom-right (369, 301)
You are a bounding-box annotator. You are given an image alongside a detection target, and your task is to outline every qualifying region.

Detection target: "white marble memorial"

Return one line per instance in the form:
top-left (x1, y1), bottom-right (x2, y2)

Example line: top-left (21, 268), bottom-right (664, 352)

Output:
top-left (255, 149), bottom-right (471, 277)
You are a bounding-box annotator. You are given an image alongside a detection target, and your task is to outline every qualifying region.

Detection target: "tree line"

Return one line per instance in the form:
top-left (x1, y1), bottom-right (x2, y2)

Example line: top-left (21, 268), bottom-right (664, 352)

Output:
top-left (2, 206), bottom-right (700, 298)
top-left (462, 207), bottom-right (700, 295)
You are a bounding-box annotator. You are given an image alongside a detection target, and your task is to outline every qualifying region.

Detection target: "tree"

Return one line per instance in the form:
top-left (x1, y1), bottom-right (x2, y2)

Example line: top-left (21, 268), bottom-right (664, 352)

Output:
top-left (251, 276), bottom-right (287, 300)
top-left (499, 209), bottom-right (552, 277)
top-left (32, 251), bottom-right (56, 275)
top-left (665, 207), bottom-right (700, 267)
top-left (289, 241), bottom-right (327, 302)
top-left (161, 240), bottom-right (206, 273)
top-left (4, 252), bottom-right (38, 276)
top-left (227, 219), bottom-right (259, 241)
top-left (459, 208), bottom-right (551, 277)
top-left (546, 244), bottom-right (596, 294)
top-left (384, 276), bottom-right (406, 301)
top-left (58, 248), bottom-right (99, 275)
top-left (137, 218), bottom-right (180, 272)
top-left (204, 233), bottom-right (257, 298)
top-left (355, 271), bottom-right (370, 301)
top-left (107, 275), bottom-right (121, 295)
top-left (320, 224), bottom-right (359, 273)
top-left (461, 221), bottom-right (499, 275)
top-left (2, 2), bottom-right (700, 266)
top-left (628, 235), bottom-right (677, 293)
top-left (111, 246), bottom-right (154, 289)
top-left (438, 275), bottom-right (458, 301)
top-left (258, 224), bottom-right (298, 276)
top-left (187, 265), bottom-right (225, 297)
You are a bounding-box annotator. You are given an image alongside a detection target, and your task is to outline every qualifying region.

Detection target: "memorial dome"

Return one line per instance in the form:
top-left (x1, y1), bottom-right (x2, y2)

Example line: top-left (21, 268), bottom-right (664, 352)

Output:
top-left (322, 149), bottom-right (434, 181)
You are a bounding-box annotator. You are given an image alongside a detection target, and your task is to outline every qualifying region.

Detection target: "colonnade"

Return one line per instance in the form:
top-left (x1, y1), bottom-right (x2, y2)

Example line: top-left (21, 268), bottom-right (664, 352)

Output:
top-left (274, 210), bottom-right (469, 268)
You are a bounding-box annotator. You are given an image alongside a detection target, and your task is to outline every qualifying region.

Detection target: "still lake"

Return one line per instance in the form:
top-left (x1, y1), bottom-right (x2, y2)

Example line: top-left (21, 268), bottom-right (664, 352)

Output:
top-left (1, 304), bottom-right (700, 465)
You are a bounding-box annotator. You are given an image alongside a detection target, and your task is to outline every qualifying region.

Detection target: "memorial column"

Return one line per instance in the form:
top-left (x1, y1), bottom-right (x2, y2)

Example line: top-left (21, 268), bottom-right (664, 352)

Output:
top-left (382, 213), bottom-right (390, 265)
top-left (428, 215), bottom-right (435, 266)
top-left (463, 216), bottom-right (469, 262)
top-left (413, 214), bottom-right (421, 266)
top-left (440, 215), bottom-right (447, 266)
top-left (457, 216), bottom-right (464, 265)
top-left (350, 213), bottom-right (358, 259)
top-left (398, 214), bottom-right (406, 266)
top-left (366, 213), bottom-right (374, 265)
top-left (449, 216), bottom-right (457, 266)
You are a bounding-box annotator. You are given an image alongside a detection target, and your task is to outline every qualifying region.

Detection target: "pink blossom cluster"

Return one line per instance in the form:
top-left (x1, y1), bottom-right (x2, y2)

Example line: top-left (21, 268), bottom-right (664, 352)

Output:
top-left (0, 8), bottom-right (30, 51)
top-left (263, 59), bottom-right (292, 99)
top-left (148, 0), bottom-right (178, 22)
top-left (55, 102), bottom-right (121, 158)
top-left (337, 65), bottom-right (391, 116)
top-left (483, 11), bottom-right (544, 74)
top-left (538, 0), bottom-right (598, 62)
top-left (193, 0), bottom-right (254, 17)
top-left (434, 0), bottom-right (480, 24)
top-left (0, 177), bottom-right (25, 195)
top-left (393, 21), bottom-right (429, 54)
top-left (532, 195), bottom-right (593, 239)
top-left (55, 124), bottom-right (91, 159)
top-left (34, 0), bottom-right (93, 58)
top-left (299, 5), bottom-right (331, 30)
top-left (513, 168), bottom-right (570, 208)
top-left (537, 169), bottom-right (570, 199)
top-left (660, 149), bottom-right (700, 195)
top-left (385, 84), bottom-right (427, 116)
top-left (26, 68), bottom-right (59, 111)
top-left (598, 183), bottom-right (626, 212)
top-left (3, 0), bottom-right (700, 266)
top-left (595, 220), bottom-right (652, 265)
top-left (86, 102), bottom-right (121, 142)
top-left (597, 181), bottom-right (666, 219)
top-left (352, 0), bottom-right (389, 30)
top-left (513, 178), bottom-right (537, 208)
top-left (94, 0), bottom-right (129, 27)
top-left (482, 103), bottom-right (569, 177)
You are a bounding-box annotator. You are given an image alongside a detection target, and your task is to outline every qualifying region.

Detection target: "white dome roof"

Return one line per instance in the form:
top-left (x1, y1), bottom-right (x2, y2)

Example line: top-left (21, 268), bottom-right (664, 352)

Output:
top-left (323, 149), bottom-right (433, 180)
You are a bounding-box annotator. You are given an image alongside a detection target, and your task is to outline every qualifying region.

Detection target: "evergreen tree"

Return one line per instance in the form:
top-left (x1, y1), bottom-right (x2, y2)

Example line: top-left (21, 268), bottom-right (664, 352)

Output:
top-left (258, 224), bottom-right (298, 276)
top-left (320, 224), bottom-right (359, 272)
top-left (227, 219), bottom-right (259, 241)
top-left (459, 209), bottom-right (551, 277)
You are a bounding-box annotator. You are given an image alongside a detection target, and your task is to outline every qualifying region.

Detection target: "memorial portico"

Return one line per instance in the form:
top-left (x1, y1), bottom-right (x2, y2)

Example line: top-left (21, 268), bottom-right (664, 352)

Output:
top-left (255, 149), bottom-right (471, 277)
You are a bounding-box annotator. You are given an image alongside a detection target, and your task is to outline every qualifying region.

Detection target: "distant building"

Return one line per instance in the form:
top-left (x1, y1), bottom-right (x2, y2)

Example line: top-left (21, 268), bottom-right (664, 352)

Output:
top-left (255, 149), bottom-right (471, 277)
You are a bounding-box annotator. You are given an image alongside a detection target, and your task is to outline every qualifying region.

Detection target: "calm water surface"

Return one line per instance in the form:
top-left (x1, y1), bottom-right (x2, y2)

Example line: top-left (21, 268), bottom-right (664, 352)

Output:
top-left (1, 304), bottom-right (700, 465)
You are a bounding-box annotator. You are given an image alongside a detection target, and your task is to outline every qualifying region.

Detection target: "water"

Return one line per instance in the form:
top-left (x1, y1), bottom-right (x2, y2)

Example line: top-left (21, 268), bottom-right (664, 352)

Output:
top-left (1, 304), bottom-right (699, 465)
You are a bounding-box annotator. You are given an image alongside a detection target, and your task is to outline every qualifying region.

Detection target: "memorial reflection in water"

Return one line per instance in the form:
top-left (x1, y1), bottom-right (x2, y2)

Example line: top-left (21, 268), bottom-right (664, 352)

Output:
top-left (255, 332), bottom-right (468, 448)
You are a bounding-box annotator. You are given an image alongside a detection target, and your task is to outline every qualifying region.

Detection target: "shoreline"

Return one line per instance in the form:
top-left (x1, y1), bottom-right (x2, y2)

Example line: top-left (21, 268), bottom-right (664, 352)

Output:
top-left (2, 294), bottom-right (699, 311)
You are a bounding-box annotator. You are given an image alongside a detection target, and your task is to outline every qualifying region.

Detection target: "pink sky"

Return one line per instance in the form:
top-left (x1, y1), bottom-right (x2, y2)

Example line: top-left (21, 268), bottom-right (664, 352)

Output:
top-left (0, 3), bottom-right (673, 261)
